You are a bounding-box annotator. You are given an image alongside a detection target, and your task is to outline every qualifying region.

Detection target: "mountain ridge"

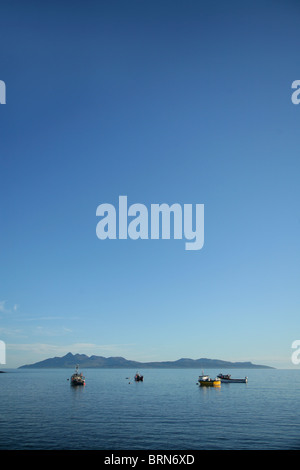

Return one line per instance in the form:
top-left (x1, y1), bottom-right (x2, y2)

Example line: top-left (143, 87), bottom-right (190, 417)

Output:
top-left (19, 352), bottom-right (274, 369)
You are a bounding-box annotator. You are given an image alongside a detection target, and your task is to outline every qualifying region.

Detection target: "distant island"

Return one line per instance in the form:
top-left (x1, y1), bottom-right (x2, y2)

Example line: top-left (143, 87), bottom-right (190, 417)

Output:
top-left (19, 352), bottom-right (274, 369)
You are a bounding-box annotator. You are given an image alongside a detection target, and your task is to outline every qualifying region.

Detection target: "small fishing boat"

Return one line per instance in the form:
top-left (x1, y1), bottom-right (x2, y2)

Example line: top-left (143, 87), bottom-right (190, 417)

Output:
top-left (199, 377), bottom-right (221, 387)
top-left (217, 373), bottom-right (248, 383)
top-left (134, 372), bottom-right (143, 382)
top-left (70, 365), bottom-right (85, 386)
top-left (198, 372), bottom-right (221, 387)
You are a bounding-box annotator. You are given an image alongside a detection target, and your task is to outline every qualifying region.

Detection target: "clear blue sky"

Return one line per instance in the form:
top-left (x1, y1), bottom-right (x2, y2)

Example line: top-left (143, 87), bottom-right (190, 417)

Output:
top-left (1, 0), bottom-right (299, 368)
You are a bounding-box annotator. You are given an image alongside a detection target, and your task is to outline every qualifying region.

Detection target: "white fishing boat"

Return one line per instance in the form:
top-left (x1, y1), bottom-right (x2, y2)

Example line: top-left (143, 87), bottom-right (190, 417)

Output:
top-left (217, 373), bottom-right (248, 383)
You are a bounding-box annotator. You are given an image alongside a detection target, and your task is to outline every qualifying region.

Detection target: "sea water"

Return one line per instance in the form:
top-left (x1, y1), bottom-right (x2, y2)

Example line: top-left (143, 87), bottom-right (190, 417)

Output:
top-left (0, 368), bottom-right (299, 450)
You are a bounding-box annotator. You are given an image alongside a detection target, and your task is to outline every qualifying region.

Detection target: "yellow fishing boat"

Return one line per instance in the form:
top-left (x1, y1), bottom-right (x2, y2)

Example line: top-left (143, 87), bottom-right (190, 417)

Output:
top-left (198, 374), bottom-right (221, 387)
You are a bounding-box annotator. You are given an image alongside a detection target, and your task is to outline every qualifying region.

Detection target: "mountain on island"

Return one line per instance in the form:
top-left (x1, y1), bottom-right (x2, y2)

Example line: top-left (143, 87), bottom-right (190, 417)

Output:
top-left (19, 352), bottom-right (273, 369)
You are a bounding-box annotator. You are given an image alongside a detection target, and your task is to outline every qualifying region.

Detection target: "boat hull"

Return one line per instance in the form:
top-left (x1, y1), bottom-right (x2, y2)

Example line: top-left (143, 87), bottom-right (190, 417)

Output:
top-left (71, 380), bottom-right (85, 386)
top-left (199, 379), bottom-right (221, 387)
top-left (219, 378), bottom-right (247, 383)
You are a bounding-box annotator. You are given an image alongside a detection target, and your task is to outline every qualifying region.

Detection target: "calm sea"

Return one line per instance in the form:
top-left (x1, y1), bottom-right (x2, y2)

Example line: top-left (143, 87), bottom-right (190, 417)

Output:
top-left (0, 368), bottom-right (299, 450)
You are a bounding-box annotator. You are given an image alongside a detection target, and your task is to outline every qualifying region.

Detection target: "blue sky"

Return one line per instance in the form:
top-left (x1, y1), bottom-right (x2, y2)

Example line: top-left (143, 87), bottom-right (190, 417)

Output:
top-left (0, 0), bottom-right (299, 368)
